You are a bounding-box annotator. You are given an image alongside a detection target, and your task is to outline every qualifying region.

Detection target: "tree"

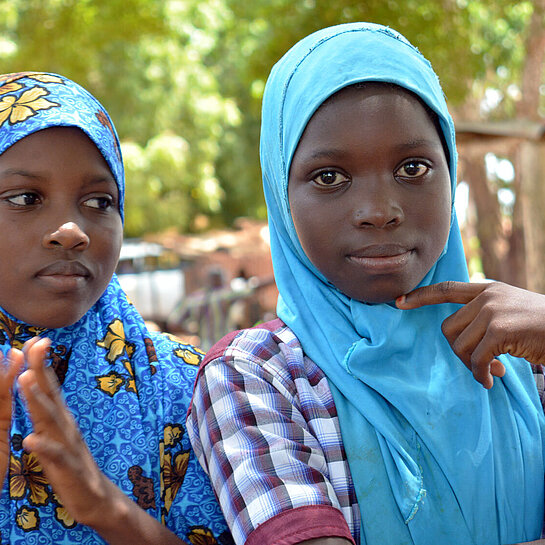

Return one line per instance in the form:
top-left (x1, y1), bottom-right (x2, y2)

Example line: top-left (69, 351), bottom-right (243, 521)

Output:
top-left (452, 1), bottom-right (545, 288)
top-left (208, 0), bottom-right (485, 223)
top-left (0, 0), bottom-right (236, 236)
top-left (0, 0), bottom-right (543, 286)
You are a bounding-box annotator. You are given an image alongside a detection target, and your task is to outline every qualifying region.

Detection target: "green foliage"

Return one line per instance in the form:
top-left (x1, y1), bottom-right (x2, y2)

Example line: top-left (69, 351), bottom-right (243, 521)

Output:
top-left (0, 0), bottom-right (539, 235)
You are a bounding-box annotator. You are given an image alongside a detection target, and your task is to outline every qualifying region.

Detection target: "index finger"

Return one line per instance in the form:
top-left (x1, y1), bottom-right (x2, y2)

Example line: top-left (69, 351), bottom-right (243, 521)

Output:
top-left (396, 281), bottom-right (488, 310)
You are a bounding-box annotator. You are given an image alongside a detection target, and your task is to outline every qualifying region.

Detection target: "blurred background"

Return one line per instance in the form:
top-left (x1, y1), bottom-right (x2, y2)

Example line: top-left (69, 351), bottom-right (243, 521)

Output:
top-left (1, 0), bottom-right (544, 346)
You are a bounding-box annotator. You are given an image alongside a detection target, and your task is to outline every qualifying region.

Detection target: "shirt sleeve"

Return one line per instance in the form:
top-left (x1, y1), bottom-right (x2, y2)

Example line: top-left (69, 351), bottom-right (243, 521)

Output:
top-left (532, 363), bottom-right (545, 412)
top-left (188, 330), bottom-right (354, 545)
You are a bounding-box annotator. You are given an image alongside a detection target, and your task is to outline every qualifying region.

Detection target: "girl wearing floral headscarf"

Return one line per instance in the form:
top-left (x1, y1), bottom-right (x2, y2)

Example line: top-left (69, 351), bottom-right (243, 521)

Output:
top-left (0, 72), bottom-right (232, 545)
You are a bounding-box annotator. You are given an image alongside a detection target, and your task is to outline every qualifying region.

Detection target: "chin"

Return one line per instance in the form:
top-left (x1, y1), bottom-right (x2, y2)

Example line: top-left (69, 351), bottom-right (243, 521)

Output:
top-left (348, 287), bottom-right (408, 305)
top-left (17, 309), bottom-right (88, 329)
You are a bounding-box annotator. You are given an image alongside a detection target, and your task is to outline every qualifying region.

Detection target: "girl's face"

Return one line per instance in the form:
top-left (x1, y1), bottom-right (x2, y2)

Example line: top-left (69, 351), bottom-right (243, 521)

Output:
top-left (288, 84), bottom-right (452, 303)
top-left (0, 127), bottom-right (123, 327)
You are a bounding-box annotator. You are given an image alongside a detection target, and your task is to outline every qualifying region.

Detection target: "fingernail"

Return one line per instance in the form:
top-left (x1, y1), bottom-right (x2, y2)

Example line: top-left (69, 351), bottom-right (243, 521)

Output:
top-left (396, 295), bottom-right (406, 306)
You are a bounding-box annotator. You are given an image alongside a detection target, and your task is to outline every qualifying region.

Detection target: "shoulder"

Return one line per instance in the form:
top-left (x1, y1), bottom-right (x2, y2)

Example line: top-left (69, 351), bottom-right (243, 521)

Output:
top-left (143, 331), bottom-right (205, 393)
top-left (203, 318), bottom-right (298, 363)
top-left (197, 318), bottom-right (323, 386)
top-left (148, 331), bottom-right (204, 367)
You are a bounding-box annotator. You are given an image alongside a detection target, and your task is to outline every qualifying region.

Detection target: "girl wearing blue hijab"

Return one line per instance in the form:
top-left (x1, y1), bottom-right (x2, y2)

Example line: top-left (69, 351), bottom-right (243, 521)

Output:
top-left (0, 72), bottom-right (232, 544)
top-left (188, 23), bottom-right (545, 545)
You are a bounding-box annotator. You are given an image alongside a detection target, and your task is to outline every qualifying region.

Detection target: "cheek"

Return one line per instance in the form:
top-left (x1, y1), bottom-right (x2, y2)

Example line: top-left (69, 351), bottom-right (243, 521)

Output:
top-left (291, 205), bottom-right (327, 260)
top-left (95, 221), bottom-right (123, 278)
top-left (423, 190), bottom-right (452, 258)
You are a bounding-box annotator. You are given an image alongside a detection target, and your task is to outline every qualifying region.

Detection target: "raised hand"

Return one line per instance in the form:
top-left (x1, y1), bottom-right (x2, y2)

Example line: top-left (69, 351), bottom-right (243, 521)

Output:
top-left (14, 337), bottom-right (112, 527)
top-left (396, 281), bottom-right (545, 389)
top-left (15, 337), bottom-right (187, 545)
top-left (0, 351), bottom-right (23, 491)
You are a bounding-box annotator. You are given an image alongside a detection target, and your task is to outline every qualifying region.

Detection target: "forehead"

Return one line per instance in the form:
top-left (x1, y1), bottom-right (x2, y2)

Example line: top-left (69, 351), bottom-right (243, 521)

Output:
top-left (293, 83), bottom-right (446, 160)
top-left (317, 83), bottom-right (440, 134)
top-left (1, 126), bottom-right (107, 164)
top-left (0, 127), bottom-right (118, 192)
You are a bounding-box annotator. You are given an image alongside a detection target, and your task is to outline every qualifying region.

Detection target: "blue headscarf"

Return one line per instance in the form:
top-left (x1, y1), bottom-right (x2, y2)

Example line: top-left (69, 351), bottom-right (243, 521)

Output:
top-left (261, 24), bottom-right (544, 544)
top-left (0, 73), bottom-right (230, 544)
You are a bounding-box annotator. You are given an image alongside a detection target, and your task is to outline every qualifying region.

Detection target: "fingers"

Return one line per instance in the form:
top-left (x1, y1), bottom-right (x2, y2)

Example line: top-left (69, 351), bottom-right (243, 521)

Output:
top-left (22, 338), bottom-right (57, 398)
top-left (0, 349), bottom-right (24, 424)
top-left (396, 281), bottom-right (488, 309)
top-left (0, 350), bottom-right (24, 393)
top-left (22, 432), bottom-right (64, 463)
top-left (17, 338), bottom-right (71, 444)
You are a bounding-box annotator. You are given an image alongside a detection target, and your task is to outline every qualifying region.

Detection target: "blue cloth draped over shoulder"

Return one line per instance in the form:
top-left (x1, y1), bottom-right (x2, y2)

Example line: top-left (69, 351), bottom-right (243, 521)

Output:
top-left (260, 23), bottom-right (545, 545)
top-left (0, 73), bottom-right (231, 544)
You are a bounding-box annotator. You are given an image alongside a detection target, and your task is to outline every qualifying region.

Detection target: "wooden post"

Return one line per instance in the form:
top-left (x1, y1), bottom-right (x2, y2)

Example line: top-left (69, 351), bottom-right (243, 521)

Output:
top-left (519, 140), bottom-right (545, 293)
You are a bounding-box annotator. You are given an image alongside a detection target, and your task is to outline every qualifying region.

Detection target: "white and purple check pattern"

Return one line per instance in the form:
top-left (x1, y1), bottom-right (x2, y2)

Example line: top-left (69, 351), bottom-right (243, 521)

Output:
top-left (189, 319), bottom-right (545, 545)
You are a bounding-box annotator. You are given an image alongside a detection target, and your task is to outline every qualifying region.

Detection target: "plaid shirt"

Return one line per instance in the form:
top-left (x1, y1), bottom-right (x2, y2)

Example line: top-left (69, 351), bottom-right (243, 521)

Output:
top-left (188, 319), bottom-right (545, 545)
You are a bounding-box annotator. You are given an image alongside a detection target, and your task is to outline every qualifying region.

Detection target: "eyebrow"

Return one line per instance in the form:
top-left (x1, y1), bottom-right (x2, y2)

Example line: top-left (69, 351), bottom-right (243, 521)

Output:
top-left (0, 168), bottom-right (43, 179)
top-left (392, 139), bottom-right (444, 152)
top-left (0, 168), bottom-right (116, 186)
top-left (307, 139), bottom-right (442, 160)
top-left (308, 148), bottom-right (348, 160)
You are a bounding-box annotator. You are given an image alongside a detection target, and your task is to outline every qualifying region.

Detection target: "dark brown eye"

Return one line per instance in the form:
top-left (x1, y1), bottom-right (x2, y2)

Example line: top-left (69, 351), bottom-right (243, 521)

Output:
top-left (396, 161), bottom-right (429, 178)
top-left (312, 170), bottom-right (349, 187)
top-left (6, 192), bottom-right (40, 206)
top-left (83, 195), bottom-right (114, 210)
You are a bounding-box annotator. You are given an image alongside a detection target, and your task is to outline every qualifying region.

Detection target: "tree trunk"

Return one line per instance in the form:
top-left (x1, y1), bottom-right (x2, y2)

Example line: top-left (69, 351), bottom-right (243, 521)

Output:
top-left (519, 141), bottom-right (545, 293)
top-left (462, 149), bottom-right (504, 281)
top-left (504, 151), bottom-right (526, 288)
top-left (515, 0), bottom-right (545, 291)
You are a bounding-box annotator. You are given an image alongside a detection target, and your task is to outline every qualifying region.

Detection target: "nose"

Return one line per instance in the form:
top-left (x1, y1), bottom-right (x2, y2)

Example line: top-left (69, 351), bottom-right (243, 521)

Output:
top-left (42, 222), bottom-right (90, 250)
top-left (351, 179), bottom-right (404, 229)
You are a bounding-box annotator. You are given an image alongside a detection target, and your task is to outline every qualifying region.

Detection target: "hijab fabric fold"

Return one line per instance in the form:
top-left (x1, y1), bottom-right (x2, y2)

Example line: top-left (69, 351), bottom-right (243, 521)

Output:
top-left (0, 73), bottom-right (229, 544)
top-left (261, 23), bottom-right (545, 544)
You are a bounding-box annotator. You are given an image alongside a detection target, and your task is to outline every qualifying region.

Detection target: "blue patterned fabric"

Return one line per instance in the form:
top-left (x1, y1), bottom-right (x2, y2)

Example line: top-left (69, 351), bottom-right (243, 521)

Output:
top-left (261, 24), bottom-right (545, 544)
top-left (0, 73), bottom-right (231, 544)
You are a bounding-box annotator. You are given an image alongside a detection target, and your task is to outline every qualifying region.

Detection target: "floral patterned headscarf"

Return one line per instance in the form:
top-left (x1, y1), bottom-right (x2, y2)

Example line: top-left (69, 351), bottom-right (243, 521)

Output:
top-left (0, 73), bottom-right (231, 545)
top-left (0, 72), bottom-right (124, 219)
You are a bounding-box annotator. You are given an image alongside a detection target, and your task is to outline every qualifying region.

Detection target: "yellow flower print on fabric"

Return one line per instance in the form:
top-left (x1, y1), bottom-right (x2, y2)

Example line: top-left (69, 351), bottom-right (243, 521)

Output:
top-left (188, 527), bottom-right (218, 545)
top-left (0, 86), bottom-right (60, 127)
top-left (55, 505), bottom-right (76, 529)
top-left (15, 506), bottom-right (40, 532)
top-left (164, 425), bottom-right (183, 448)
top-left (174, 348), bottom-right (202, 366)
top-left (53, 494), bottom-right (77, 529)
top-left (0, 72), bottom-right (64, 85)
top-left (161, 449), bottom-right (189, 516)
top-left (0, 82), bottom-right (22, 96)
top-left (95, 371), bottom-right (125, 397)
top-left (0, 311), bottom-right (44, 348)
top-left (123, 359), bottom-right (137, 394)
top-left (23, 73), bottom-right (64, 84)
top-left (96, 319), bottom-right (135, 363)
top-left (10, 452), bottom-right (51, 506)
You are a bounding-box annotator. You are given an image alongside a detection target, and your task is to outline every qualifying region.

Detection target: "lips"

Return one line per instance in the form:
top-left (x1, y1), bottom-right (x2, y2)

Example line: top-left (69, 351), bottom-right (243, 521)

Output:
top-left (347, 244), bottom-right (413, 274)
top-left (36, 261), bottom-right (91, 278)
top-left (35, 260), bottom-right (92, 291)
top-left (349, 244), bottom-right (411, 258)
